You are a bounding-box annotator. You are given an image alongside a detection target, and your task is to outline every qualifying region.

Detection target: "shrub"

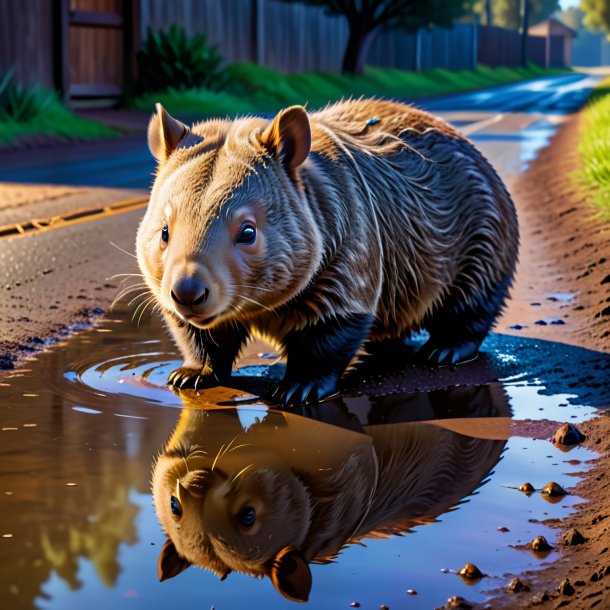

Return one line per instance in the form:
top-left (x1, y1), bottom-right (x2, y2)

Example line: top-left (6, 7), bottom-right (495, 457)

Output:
top-left (0, 68), bottom-right (56, 122)
top-left (137, 25), bottom-right (226, 93)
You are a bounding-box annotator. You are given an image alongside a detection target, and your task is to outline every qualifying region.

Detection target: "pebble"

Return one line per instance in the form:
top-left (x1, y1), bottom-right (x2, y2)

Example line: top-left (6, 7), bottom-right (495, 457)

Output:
top-left (553, 423), bottom-right (586, 446)
top-left (350, 603), bottom-right (360, 608)
top-left (509, 577), bottom-right (531, 592)
top-left (379, 605), bottom-right (389, 610)
top-left (557, 578), bottom-right (575, 596)
top-left (2, 534), bottom-right (13, 538)
top-left (563, 528), bottom-right (586, 546)
top-left (457, 563), bottom-right (484, 580)
top-left (65, 482), bottom-right (78, 487)
top-left (406, 589), bottom-right (417, 595)
top-left (531, 535), bottom-right (553, 552)
top-left (541, 481), bottom-right (567, 497)
top-left (519, 482), bottom-right (535, 494)
top-left (497, 526), bottom-right (510, 532)
top-left (445, 596), bottom-right (474, 609)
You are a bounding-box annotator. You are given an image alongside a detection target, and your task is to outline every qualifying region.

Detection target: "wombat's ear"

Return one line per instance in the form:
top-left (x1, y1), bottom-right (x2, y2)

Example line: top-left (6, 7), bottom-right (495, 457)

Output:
top-left (261, 106), bottom-right (311, 170)
top-left (148, 103), bottom-right (201, 163)
top-left (268, 547), bottom-right (312, 602)
top-left (158, 539), bottom-right (192, 581)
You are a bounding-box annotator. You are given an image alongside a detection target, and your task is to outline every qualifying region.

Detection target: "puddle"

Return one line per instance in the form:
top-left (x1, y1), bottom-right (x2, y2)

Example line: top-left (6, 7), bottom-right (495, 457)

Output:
top-left (469, 119), bottom-right (557, 173)
top-left (0, 306), bottom-right (608, 609)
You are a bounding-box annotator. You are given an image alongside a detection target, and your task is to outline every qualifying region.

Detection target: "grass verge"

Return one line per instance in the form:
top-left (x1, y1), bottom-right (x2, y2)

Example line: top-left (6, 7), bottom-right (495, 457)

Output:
top-left (132, 63), bottom-right (571, 118)
top-left (0, 94), bottom-right (117, 147)
top-left (578, 76), bottom-right (610, 216)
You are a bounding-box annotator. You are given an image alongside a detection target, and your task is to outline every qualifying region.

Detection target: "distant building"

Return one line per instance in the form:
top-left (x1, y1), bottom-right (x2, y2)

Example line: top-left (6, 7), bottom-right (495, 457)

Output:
top-left (529, 17), bottom-right (576, 67)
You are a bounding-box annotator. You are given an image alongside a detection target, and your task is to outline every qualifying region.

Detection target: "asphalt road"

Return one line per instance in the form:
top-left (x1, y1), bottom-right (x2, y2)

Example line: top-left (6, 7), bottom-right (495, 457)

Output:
top-left (0, 72), bottom-right (599, 190)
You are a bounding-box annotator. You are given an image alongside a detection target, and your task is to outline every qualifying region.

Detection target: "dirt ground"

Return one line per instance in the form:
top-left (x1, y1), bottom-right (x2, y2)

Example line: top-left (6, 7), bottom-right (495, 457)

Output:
top-left (482, 114), bottom-right (610, 609)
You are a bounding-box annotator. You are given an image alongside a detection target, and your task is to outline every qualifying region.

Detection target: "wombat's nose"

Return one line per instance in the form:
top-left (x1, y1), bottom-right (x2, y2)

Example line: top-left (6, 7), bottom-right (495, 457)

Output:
top-left (171, 277), bottom-right (209, 315)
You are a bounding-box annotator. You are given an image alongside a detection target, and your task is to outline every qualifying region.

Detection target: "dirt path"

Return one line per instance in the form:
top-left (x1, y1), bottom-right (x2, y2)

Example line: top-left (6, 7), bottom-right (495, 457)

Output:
top-left (485, 113), bottom-right (610, 609)
top-left (498, 115), bottom-right (610, 354)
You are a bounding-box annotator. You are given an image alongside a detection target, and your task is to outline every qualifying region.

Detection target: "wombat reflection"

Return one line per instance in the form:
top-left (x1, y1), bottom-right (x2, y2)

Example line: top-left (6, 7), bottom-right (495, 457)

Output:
top-left (137, 99), bottom-right (518, 406)
top-left (152, 386), bottom-right (508, 601)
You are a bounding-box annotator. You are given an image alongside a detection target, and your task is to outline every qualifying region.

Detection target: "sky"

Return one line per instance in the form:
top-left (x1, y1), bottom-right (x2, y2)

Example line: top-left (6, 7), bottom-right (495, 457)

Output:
top-left (559, 0), bottom-right (580, 8)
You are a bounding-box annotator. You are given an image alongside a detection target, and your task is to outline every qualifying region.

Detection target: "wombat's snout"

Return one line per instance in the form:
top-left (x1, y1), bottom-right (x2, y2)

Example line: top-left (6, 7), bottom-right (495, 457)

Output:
top-left (171, 276), bottom-right (209, 317)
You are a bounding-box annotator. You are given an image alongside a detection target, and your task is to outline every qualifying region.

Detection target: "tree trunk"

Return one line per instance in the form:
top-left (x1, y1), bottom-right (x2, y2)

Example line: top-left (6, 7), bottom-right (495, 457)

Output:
top-left (485, 0), bottom-right (492, 26)
top-left (520, 0), bottom-right (530, 68)
top-left (341, 24), bottom-right (382, 75)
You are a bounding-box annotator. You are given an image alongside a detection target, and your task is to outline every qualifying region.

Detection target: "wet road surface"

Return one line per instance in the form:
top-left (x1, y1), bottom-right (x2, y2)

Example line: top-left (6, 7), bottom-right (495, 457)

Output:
top-left (1, 72), bottom-right (608, 609)
top-left (0, 73), bottom-right (599, 189)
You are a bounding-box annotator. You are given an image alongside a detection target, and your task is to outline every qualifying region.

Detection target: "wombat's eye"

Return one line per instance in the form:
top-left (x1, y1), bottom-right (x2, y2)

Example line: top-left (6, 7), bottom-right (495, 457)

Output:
top-left (170, 495), bottom-right (182, 517)
top-left (236, 224), bottom-right (256, 245)
top-left (161, 224), bottom-right (169, 245)
top-left (237, 506), bottom-right (256, 527)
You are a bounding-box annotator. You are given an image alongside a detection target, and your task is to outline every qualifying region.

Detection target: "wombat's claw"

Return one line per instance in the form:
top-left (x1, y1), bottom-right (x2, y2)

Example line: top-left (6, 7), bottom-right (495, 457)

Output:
top-left (167, 367), bottom-right (217, 390)
top-left (273, 377), bottom-right (339, 407)
top-left (418, 341), bottom-right (479, 369)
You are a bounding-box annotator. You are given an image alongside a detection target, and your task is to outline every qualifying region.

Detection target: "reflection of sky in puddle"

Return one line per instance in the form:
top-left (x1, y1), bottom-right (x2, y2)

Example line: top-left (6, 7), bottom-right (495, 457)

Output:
top-left (33, 437), bottom-right (596, 610)
top-left (470, 120), bottom-right (557, 173)
top-left (2, 308), bottom-right (606, 610)
top-left (504, 381), bottom-right (597, 422)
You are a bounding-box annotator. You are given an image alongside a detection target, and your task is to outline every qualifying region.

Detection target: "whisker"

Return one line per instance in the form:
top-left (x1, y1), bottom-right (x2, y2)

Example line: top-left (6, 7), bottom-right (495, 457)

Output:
top-left (211, 444), bottom-right (226, 472)
top-left (233, 284), bottom-right (274, 293)
top-left (228, 443), bottom-right (252, 453)
top-left (109, 242), bottom-right (138, 259)
top-left (237, 294), bottom-right (278, 316)
top-left (231, 464), bottom-right (254, 485)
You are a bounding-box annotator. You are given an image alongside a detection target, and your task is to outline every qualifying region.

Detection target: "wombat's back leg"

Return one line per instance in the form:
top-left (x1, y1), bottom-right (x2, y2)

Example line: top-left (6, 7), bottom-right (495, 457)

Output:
top-left (420, 272), bottom-right (512, 368)
top-left (274, 313), bottom-right (373, 407)
top-left (167, 320), bottom-right (249, 389)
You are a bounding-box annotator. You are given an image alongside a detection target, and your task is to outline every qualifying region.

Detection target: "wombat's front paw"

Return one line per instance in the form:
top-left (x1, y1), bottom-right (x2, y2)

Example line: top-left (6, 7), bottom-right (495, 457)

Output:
top-left (273, 376), bottom-right (340, 407)
top-left (167, 367), bottom-right (219, 390)
top-left (418, 340), bottom-right (480, 368)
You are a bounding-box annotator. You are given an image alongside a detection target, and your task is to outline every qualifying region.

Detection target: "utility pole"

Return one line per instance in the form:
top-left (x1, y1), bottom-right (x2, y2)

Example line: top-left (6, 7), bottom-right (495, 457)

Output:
top-left (520, 0), bottom-right (530, 67)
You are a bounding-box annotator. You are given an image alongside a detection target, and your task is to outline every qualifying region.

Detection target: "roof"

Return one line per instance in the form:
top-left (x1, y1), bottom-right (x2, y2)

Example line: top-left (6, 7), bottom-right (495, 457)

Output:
top-left (529, 17), bottom-right (577, 38)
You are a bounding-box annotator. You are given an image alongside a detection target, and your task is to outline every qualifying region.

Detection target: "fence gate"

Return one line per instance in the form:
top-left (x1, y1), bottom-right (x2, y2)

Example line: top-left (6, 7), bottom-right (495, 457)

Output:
top-left (54, 0), bottom-right (139, 104)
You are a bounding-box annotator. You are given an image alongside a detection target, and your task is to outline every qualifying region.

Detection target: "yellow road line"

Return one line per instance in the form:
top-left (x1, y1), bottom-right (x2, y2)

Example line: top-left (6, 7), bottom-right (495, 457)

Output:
top-left (0, 196), bottom-right (148, 240)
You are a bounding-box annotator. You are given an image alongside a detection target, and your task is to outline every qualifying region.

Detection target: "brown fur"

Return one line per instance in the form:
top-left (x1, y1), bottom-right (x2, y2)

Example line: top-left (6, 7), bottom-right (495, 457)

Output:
top-left (152, 394), bottom-right (507, 599)
top-left (137, 99), bottom-right (518, 395)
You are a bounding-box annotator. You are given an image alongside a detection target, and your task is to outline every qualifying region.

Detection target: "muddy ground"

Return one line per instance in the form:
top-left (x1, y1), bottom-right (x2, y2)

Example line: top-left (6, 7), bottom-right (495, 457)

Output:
top-left (482, 112), bottom-right (610, 609)
top-left (0, 106), bottom-right (609, 608)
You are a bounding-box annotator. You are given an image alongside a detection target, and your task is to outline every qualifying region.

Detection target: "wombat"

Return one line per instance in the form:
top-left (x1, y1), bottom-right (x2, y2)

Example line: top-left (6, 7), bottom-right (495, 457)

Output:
top-left (137, 99), bottom-right (518, 406)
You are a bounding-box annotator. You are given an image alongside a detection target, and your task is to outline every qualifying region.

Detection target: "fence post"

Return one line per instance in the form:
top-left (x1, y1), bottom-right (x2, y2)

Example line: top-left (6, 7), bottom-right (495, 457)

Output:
top-left (472, 15), bottom-right (479, 70)
top-left (52, 0), bottom-right (70, 103)
top-left (414, 28), bottom-right (421, 71)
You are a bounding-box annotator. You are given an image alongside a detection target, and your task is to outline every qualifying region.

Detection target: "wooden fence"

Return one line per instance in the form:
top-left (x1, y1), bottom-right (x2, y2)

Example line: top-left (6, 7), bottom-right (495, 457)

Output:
top-left (0, 0), bottom-right (56, 87)
top-left (140, 0), bottom-right (480, 73)
top-left (0, 0), bottom-right (572, 100)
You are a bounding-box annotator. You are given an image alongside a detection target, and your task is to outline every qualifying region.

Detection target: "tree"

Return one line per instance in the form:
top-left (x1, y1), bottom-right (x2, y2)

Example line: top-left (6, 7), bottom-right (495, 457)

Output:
top-left (581, 0), bottom-right (610, 33)
top-left (557, 6), bottom-right (584, 31)
top-left (491, 0), bottom-right (560, 30)
top-left (276, 0), bottom-right (473, 75)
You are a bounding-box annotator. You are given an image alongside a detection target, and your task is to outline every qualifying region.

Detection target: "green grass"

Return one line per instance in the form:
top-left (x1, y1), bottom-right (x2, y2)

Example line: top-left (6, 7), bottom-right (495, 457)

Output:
top-left (0, 104), bottom-right (117, 145)
top-left (0, 72), bottom-right (117, 146)
top-left (578, 76), bottom-right (610, 216)
top-left (132, 62), bottom-right (571, 118)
